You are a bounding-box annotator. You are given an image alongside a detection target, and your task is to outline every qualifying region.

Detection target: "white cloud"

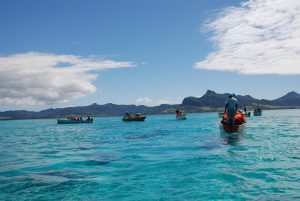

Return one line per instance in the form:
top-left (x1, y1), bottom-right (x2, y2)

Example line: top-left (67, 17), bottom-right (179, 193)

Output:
top-left (195, 0), bottom-right (300, 75)
top-left (135, 97), bottom-right (153, 104)
top-left (0, 52), bottom-right (135, 106)
top-left (135, 97), bottom-right (174, 106)
top-left (157, 99), bottom-right (172, 105)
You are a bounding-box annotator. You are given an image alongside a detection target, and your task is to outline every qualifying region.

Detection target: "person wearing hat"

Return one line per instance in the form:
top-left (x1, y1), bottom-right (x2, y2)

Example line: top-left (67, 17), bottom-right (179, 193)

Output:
top-left (224, 94), bottom-right (238, 124)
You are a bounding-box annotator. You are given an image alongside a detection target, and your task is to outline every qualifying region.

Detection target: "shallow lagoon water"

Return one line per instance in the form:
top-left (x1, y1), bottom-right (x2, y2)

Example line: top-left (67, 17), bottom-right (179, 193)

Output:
top-left (0, 109), bottom-right (299, 200)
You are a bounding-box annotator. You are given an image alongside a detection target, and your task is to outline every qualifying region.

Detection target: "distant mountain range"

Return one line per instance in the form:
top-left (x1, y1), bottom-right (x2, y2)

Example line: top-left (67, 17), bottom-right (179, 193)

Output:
top-left (1, 90), bottom-right (299, 120)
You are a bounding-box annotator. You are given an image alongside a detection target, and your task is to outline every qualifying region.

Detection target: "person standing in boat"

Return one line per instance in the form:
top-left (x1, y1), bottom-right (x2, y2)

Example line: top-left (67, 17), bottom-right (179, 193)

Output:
top-left (243, 105), bottom-right (247, 113)
top-left (224, 94), bottom-right (238, 124)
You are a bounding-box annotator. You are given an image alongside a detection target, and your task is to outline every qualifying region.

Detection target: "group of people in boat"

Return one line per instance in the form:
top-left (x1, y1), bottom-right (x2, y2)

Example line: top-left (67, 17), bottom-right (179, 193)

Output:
top-left (122, 112), bottom-right (146, 121)
top-left (254, 104), bottom-right (262, 112)
top-left (67, 116), bottom-right (93, 121)
top-left (123, 112), bottom-right (142, 119)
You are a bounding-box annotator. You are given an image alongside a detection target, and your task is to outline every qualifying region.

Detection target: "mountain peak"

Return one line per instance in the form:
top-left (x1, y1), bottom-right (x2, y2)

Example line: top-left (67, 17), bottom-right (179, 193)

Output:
top-left (204, 90), bottom-right (216, 95)
top-left (273, 91), bottom-right (300, 106)
top-left (279, 91), bottom-right (300, 99)
top-left (286, 91), bottom-right (299, 96)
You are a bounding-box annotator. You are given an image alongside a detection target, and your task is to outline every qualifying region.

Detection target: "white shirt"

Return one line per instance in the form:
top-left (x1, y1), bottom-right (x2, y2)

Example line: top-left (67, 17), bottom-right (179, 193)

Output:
top-left (225, 97), bottom-right (238, 109)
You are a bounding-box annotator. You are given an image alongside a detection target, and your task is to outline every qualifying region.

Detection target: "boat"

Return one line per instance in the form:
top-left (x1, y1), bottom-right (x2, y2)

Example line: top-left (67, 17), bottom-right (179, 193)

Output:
top-left (176, 109), bottom-right (187, 120)
top-left (253, 107), bottom-right (262, 116)
top-left (57, 119), bottom-right (93, 124)
top-left (219, 113), bottom-right (246, 133)
top-left (122, 112), bottom-right (146, 121)
top-left (245, 112), bottom-right (251, 117)
top-left (219, 121), bottom-right (246, 133)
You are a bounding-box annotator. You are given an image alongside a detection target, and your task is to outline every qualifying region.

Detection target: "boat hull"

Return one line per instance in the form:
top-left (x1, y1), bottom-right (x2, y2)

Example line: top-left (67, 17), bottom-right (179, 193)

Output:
top-left (176, 115), bottom-right (187, 120)
top-left (57, 119), bottom-right (93, 124)
top-left (219, 121), bottom-right (246, 133)
top-left (253, 111), bottom-right (262, 116)
top-left (122, 116), bottom-right (146, 121)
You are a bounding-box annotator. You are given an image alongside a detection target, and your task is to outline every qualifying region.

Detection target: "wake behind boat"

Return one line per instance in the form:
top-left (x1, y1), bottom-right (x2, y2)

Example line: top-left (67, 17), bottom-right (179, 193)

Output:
top-left (122, 112), bottom-right (146, 121)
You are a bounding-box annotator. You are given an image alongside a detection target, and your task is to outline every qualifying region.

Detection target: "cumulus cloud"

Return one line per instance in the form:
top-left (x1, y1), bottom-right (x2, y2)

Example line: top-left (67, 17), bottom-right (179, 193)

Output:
top-left (0, 52), bottom-right (135, 106)
top-left (157, 99), bottom-right (173, 105)
top-left (195, 0), bottom-right (300, 75)
top-left (135, 97), bottom-right (173, 106)
top-left (135, 97), bottom-right (154, 104)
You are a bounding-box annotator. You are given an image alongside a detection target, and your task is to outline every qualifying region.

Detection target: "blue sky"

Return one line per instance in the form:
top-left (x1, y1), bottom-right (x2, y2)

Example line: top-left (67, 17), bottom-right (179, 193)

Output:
top-left (0, 0), bottom-right (299, 110)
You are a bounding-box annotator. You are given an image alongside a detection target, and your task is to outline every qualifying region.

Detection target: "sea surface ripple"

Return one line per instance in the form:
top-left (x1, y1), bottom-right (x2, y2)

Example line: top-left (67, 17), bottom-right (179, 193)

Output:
top-left (0, 109), bottom-right (300, 200)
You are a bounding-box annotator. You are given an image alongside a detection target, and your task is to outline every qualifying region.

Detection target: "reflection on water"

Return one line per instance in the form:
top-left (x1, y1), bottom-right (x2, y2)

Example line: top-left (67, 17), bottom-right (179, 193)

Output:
top-left (222, 134), bottom-right (241, 146)
top-left (220, 131), bottom-right (244, 146)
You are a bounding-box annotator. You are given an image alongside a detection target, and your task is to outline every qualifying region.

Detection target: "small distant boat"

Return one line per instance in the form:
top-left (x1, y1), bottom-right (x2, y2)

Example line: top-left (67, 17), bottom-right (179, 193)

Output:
top-left (253, 104), bottom-right (262, 116)
top-left (253, 108), bottom-right (262, 116)
top-left (57, 118), bottom-right (93, 124)
top-left (176, 109), bottom-right (187, 120)
top-left (122, 112), bottom-right (146, 121)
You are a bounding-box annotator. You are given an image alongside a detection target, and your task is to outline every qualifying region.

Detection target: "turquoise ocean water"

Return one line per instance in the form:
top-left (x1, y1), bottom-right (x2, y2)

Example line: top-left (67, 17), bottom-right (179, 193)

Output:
top-left (0, 109), bottom-right (299, 200)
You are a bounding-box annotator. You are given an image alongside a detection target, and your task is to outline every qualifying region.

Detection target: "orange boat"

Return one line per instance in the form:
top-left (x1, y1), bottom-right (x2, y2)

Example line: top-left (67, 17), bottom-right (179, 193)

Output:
top-left (219, 113), bottom-right (246, 133)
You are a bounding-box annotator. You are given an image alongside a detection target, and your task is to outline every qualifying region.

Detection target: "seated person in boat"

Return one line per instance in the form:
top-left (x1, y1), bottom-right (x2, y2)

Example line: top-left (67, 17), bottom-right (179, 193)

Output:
top-left (123, 112), bottom-right (131, 119)
top-left (254, 104), bottom-right (261, 112)
top-left (224, 94), bottom-right (238, 125)
top-left (176, 109), bottom-right (182, 116)
top-left (68, 117), bottom-right (77, 121)
top-left (86, 116), bottom-right (93, 121)
top-left (222, 113), bottom-right (245, 125)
